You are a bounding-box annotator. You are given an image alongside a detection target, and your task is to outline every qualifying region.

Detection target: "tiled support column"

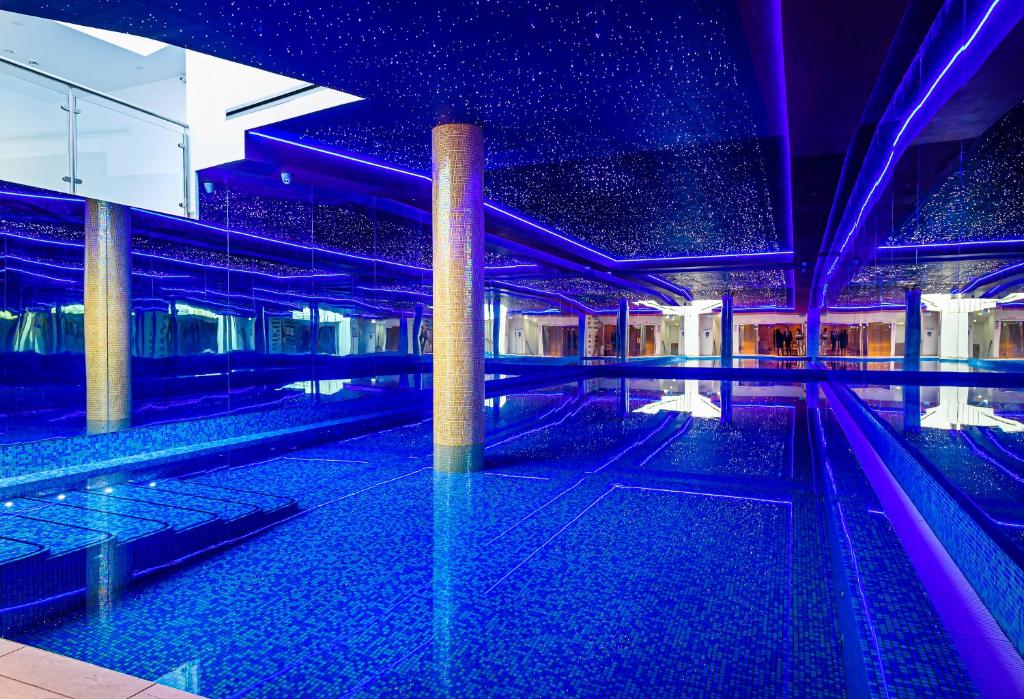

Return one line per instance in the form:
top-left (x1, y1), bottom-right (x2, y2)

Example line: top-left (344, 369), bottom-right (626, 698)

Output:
top-left (577, 313), bottom-right (587, 360)
top-left (85, 200), bottom-right (132, 434)
top-left (413, 302), bottom-right (425, 355)
top-left (806, 306), bottom-right (821, 360)
top-left (720, 380), bottom-right (733, 424)
top-left (491, 292), bottom-right (502, 358)
top-left (309, 302), bottom-right (320, 354)
top-left (432, 471), bottom-right (484, 689)
top-left (903, 385), bottom-right (922, 433)
top-left (53, 306), bottom-right (64, 353)
top-left (616, 297), bottom-right (628, 361)
top-left (398, 316), bottom-right (410, 354)
top-left (253, 303), bottom-right (266, 354)
top-left (169, 301), bottom-right (180, 356)
top-left (720, 294), bottom-right (734, 365)
top-left (905, 288), bottom-right (922, 371)
top-left (432, 123), bottom-right (485, 472)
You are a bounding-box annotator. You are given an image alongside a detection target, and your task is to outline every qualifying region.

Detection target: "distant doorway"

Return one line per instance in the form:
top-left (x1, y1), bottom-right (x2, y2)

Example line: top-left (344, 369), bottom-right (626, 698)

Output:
top-left (542, 325), bottom-right (578, 357)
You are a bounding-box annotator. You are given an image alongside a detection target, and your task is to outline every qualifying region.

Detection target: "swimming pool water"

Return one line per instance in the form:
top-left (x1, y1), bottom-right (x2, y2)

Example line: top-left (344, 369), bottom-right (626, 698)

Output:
top-left (855, 385), bottom-right (1024, 557)
top-left (5, 381), bottom-right (995, 697)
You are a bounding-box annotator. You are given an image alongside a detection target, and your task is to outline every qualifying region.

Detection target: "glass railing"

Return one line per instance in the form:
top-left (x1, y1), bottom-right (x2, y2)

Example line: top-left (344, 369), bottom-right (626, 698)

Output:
top-left (0, 58), bottom-right (189, 216)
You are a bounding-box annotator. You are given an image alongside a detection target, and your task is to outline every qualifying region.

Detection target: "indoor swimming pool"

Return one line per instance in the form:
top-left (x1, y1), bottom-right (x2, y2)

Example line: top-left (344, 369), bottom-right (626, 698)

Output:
top-left (2, 2), bottom-right (1024, 696)
top-left (2, 379), bottom-right (1004, 698)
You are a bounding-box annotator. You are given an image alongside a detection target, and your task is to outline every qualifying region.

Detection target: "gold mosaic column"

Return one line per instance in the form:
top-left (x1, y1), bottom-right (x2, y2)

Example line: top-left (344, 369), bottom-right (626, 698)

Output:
top-left (432, 123), bottom-right (485, 472)
top-left (85, 200), bottom-right (132, 434)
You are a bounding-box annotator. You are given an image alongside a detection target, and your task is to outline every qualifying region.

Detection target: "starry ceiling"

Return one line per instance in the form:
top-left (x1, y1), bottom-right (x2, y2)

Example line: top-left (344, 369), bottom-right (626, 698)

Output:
top-left (813, 8), bottom-right (1024, 308)
top-left (835, 259), bottom-right (1009, 307)
top-left (9, 0), bottom-right (1021, 311)
top-left (886, 101), bottom-right (1024, 247)
top-left (7, 0), bottom-right (790, 300)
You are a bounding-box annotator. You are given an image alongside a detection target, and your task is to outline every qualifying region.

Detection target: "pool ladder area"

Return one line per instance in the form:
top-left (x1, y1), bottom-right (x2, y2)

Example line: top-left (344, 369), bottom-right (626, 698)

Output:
top-left (0, 479), bottom-right (298, 634)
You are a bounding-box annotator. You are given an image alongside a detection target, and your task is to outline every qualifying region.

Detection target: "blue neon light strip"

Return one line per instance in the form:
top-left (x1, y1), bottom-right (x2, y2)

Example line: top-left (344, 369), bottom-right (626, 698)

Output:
top-left (961, 261), bottom-right (1024, 294)
top-left (3, 266), bottom-right (77, 284)
top-left (826, 304), bottom-right (908, 312)
top-left (624, 250), bottom-right (791, 265)
top-left (247, 133), bottom-right (792, 271)
top-left (0, 189), bottom-right (80, 203)
top-left (822, 0), bottom-right (1004, 300)
top-left (248, 131), bottom-right (432, 182)
top-left (1, 230), bottom-right (351, 281)
top-left (137, 209), bottom-right (432, 274)
top-left (489, 280), bottom-right (599, 314)
top-left (6, 254), bottom-right (189, 280)
top-left (878, 239), bottom-right (1024, 253)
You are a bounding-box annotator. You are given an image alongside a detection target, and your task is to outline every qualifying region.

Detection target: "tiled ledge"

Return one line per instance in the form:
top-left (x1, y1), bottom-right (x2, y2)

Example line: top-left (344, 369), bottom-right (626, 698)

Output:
top-left (0, 639), bottom-right (202, 699)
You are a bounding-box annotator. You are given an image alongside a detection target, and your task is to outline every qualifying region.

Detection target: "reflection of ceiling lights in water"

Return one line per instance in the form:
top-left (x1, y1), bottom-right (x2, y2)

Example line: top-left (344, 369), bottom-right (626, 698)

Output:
top-left (283, 379), bottom-right (351, 396)
top-left (635, 390), bottom-right (720, 419)
top-left (919, 387), bottom-right (1024, 432)
top-left (639, 301), bottom-right (687, 315)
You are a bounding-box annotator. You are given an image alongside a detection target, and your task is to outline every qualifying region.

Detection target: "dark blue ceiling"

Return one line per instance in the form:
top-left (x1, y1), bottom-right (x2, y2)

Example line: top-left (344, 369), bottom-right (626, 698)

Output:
top-left (12, 0), bottom-right (790, 264)
top-left (887, 103), bottom-right (1024, 247)
top-left (14, 0), bottom-right (1014, 311)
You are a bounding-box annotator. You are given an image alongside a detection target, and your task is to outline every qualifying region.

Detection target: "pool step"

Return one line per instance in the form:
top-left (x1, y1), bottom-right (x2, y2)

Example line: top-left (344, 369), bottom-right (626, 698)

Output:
top-left (0, 479), bottom-right (298, 634)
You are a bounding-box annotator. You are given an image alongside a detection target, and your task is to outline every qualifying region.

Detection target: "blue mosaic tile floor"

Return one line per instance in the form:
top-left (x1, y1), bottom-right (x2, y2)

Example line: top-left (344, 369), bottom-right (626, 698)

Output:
top-left (6, 383), bottom-right (987, 698)
top-left (815, 395), bottom-right (978, 699)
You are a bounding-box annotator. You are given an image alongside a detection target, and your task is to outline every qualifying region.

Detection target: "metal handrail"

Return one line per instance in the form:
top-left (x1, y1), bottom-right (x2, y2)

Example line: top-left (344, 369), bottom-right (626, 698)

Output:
top-left (0, 55), bottom-right (192, 215)
top-left (0, 55), bottom-right (188, 129)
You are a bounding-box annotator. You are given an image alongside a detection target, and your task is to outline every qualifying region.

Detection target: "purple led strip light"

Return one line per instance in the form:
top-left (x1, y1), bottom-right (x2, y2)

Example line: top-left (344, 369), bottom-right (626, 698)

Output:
top-left (489, 280), bottom-right (599, 314)
top-left (3, 266), bottom-right (77, 284)
top-left (982, 276), bottom-right (1024, 298)
top-left (161, 284), bottom-right (401, 316)
top-left (486, 395), bottom-right (591, 450)
top-left (634, 417), bottom-right (693, 468)
top-left (139, 208), bottom-right (431, 274)
top-left (3, 227), bottom-right (636, 316)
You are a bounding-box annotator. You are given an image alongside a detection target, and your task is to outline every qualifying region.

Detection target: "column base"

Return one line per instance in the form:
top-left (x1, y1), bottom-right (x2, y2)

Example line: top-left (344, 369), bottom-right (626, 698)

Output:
top-left (433, 443), bottom-right (485, 473)
top-left (87, 418), bottom-right (131, 435)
